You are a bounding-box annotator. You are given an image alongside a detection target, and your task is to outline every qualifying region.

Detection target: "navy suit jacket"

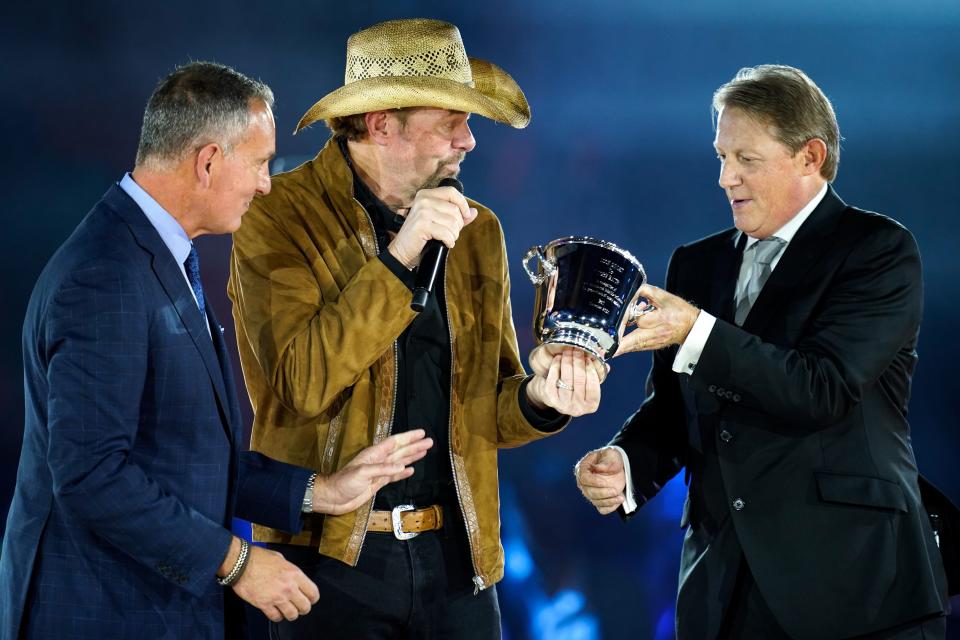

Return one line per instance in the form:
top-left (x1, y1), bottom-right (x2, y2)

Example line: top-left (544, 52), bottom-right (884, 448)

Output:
top-left (0, 185), bottom-right (312, 640)
top-left (611, 187), bottom-right (949, 639)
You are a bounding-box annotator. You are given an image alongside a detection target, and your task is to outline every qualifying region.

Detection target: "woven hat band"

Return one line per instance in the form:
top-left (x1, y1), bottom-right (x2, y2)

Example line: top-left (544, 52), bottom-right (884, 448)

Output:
top-left (346, 42), bottom-right (473, 85)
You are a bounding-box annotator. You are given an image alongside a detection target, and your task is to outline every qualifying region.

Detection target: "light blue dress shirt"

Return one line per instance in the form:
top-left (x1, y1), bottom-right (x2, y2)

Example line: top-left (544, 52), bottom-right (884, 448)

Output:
top-left (117, 173), bottom-right (201, 311)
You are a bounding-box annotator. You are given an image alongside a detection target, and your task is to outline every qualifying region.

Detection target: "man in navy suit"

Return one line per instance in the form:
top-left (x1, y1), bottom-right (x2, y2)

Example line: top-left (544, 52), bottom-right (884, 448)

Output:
top-left (0, 61), bottom-right (431, 640)
top-left (575, 65), bottom-right (950, 638)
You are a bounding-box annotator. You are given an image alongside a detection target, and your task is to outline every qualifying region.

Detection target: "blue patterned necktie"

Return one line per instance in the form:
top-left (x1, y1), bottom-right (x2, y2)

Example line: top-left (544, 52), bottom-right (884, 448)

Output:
top-left (184, 243), bottom-right (206, 320)
top-left (735, 236), bottom-right (786, 326)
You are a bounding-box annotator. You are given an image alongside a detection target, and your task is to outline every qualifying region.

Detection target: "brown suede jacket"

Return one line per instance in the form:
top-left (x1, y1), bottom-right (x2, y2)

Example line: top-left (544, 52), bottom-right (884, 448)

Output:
top-left (227, 137), bottom-right (568, 590)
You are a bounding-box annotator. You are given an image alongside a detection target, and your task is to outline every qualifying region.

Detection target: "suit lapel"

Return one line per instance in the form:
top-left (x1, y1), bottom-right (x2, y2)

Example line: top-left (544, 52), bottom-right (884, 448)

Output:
top-left (741, 186), bottom-right (847, 335)
top-left (207, 304), bottom-right (242, 445)
top-left (707, 230), bottom-right (745, 323)
top-left (680, 230), bottom-right (743, 426)
top-left (152, 251), bottom-right (235, 441)
top-left (103, 186), bottom-right (235, 439)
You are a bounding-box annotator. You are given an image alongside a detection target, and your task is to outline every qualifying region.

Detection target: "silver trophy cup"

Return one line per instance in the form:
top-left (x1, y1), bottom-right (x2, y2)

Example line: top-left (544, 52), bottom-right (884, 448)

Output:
top-left (523, 236), bottom-right (652, 381)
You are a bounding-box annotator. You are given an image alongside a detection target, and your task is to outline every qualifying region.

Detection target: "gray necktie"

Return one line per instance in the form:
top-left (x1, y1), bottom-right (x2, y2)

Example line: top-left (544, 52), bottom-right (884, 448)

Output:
top-left (735, 237), bottom-right (787, 325)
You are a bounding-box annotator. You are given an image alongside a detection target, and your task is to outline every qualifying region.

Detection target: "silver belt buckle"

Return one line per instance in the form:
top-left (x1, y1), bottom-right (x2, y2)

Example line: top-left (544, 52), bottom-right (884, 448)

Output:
top-left (392, 504), bottom-right (418, 540)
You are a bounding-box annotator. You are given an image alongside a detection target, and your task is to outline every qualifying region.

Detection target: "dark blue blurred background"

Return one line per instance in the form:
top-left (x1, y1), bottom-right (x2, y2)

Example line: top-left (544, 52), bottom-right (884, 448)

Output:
top-left (2, 2), bottom-right (958, 638)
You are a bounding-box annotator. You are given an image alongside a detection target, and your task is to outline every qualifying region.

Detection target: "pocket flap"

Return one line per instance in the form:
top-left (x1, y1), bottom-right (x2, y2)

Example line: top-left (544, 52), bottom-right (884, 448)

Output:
top-left (815, 471), bottom-right (908, 513)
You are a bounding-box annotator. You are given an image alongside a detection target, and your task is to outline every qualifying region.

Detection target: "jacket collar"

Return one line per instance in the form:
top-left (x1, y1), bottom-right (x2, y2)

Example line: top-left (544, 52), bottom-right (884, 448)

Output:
top-left (739, 184), bottom-right (847, 334)
top-left (706, 230), bottom-right (747, 323)
top-left (101, 184), bottom-right (236, 441)
top-left (312, 137), bottom-right (381, 258)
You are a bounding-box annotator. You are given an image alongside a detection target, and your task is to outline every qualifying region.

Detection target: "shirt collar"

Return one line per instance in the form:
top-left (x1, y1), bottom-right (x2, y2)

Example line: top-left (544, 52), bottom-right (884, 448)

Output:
top-left (118, 173), bottom-right (193, 266)
top-left (742, 182), bottom-right (829, 250)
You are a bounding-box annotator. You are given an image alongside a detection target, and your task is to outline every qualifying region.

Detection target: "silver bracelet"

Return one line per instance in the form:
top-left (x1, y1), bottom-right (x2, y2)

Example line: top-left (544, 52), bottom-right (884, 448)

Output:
top-left (217, 538), bottom-right (250, 587)
top-left (302, 472), bottom-right (317, 513)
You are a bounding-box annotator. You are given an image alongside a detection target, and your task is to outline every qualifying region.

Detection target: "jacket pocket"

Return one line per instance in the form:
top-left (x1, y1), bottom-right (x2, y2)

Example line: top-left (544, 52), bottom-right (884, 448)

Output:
top-left (815, 471), bottom-right (908, 513)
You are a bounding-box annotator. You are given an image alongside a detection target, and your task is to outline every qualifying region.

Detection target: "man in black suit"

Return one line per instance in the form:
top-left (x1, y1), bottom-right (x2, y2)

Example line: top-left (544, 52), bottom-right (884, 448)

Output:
top-left (575, 65), bottom-right (950, 639)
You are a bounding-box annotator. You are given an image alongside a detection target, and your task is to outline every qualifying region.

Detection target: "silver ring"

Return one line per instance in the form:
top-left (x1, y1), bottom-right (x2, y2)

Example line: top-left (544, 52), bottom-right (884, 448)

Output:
top-left (556, 379), bottom-right (572, 390)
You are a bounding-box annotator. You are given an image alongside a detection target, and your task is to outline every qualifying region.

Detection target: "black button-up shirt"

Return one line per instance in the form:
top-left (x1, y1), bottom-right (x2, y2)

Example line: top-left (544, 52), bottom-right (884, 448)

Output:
top-left (338, 138), bottom-right (562, 511)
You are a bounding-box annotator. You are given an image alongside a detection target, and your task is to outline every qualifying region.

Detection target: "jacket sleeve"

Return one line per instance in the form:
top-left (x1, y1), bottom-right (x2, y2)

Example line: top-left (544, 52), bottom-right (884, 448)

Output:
top-left (44, 260), bottom-right (233, 598)
top-left (235, 451), bottom-right (314, 534)
top-left (691, 219), bottom-right (923, 429)
top-left (229, 198), bottom-right (417, 419)
top-left (608, 247), bottom-right (690, 507)
top-left (491, 221), bottom-right (571, 448)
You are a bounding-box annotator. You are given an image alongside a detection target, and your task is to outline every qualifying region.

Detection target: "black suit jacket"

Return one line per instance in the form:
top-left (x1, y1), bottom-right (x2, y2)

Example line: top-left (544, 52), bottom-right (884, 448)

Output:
top-left (611, 187), bottom-right (949, 640)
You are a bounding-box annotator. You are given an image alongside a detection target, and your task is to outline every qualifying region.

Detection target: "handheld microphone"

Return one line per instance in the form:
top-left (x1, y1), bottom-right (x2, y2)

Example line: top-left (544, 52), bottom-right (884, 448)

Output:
top-left (410, 177), bottom-right (463, 312)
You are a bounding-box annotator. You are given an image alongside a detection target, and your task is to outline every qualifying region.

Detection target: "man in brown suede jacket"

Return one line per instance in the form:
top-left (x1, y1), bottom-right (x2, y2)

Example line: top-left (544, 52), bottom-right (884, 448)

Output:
top-left (227, 19), bottom-right (602, 639)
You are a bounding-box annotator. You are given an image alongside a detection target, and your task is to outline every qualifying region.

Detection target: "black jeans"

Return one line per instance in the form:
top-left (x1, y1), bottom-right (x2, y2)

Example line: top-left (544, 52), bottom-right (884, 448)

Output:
top-left (267, 516), bottom-right (500, 639)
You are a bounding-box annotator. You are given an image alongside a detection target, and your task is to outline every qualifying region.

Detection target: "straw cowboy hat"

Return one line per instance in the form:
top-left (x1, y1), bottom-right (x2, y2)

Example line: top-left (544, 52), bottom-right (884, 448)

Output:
top-left (295, 18), bottom-right (531, 132)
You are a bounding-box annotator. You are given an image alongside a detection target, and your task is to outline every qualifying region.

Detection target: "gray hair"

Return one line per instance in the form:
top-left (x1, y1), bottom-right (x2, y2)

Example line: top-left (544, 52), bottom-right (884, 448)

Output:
top-left (713, 64), bottom-right (841, 182)
top-left (135, 61), bottom-right (274, 169)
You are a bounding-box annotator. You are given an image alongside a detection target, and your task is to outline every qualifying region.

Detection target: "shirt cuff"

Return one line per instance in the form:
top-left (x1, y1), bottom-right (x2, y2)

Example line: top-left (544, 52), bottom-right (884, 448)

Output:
top-left (609, 445), bottom-right (638, 514)
top-left (672, 310), bottom-right (716, 375)
top-left (518, 376), bottom-right (565, 432)
top-left (378, 251), bottom-right (416, 290)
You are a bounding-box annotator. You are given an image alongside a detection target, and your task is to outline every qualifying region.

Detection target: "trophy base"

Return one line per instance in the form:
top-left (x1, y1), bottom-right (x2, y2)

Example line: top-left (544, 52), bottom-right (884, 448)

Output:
top-left (530, 329), bottom-right (611, 383)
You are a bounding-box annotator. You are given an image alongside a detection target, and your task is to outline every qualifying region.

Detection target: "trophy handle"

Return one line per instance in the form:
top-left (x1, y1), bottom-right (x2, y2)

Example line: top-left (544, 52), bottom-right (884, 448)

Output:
top-left (522, 246), bottom-right (556, 285)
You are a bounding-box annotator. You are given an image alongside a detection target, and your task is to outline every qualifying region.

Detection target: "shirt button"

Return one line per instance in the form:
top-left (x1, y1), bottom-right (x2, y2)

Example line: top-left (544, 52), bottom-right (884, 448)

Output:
top-left (732, 498), bottom-right (745, 511)
top-left (720, 429), bottom-right (733, 443)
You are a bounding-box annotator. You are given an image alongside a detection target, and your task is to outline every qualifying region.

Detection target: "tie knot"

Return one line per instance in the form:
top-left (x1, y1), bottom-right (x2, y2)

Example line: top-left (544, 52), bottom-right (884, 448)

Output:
top-left (753, 237), bottom-right (786, 265)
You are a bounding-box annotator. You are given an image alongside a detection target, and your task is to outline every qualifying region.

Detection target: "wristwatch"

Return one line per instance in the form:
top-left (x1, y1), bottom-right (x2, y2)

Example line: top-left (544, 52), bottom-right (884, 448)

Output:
top-left (302, 472), bottom-right (317, 513)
